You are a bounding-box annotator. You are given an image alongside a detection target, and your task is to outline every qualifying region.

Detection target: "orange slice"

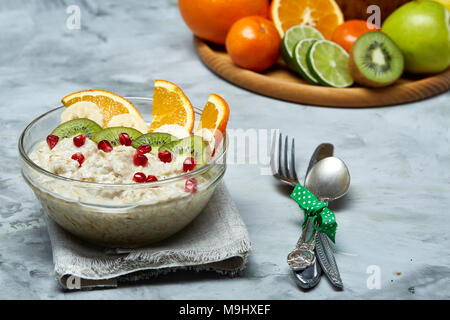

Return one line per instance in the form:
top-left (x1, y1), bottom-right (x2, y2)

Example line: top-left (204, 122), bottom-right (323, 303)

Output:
top-left (196, 94), bottom-right (230, 148)
top-left (61, 90), bottom-right (142, 127)
top-left (149, 80), bottom-right (195, 133)
top-left (270, 0), bottom-right (344, 40)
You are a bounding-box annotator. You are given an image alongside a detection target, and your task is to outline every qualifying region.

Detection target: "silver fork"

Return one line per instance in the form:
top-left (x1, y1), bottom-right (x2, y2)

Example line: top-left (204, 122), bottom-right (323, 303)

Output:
top-left (270, 131), bottom-right (316, 271)
top-left (270, 131), bottom-right (299, 187)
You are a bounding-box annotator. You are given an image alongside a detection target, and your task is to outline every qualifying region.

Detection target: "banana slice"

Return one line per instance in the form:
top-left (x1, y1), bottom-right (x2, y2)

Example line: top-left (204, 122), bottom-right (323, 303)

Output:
top-left (107, 113), bottom-right (149, 133)
top-left (194, 128), bottom-right (216, 159)
top-left (195, 128), bottom-right (216, 150)
top-left (61, 101), bottom-right (104, 126)
top-left (154, 124), bottom-right (190, 139)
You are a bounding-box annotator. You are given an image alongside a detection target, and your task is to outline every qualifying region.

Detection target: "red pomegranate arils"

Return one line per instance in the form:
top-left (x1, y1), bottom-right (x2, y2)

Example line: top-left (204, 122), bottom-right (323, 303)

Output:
top-left (183, 157), bottom-right (197, 172)
top-left (133, 153), bottom-right (148, 167)
top-left (158, 150), bottom-right (173, 163)
top-left (185, 178), bottom-right (197, 194)
top-left (73, 134), bottom-right (86, 147)
top-left (137, 144), bottom-right (152, 154)
top-left (46, 135), bottom-right (59, 150)
top-left (71, 152), bottom-right (85, 167)
top-left (119, 133), bottom-right (132, 146)
top-left (146, 175), bottom-right (158, 182)
top-left (133, 172), bottom-right (146, 183)
top-left (98, 140), bottom-right (113, 152)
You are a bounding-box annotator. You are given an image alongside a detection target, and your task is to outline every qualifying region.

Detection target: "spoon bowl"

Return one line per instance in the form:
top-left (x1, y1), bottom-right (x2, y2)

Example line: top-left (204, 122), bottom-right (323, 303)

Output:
top-left (305, 157), bottom-right (350, 202)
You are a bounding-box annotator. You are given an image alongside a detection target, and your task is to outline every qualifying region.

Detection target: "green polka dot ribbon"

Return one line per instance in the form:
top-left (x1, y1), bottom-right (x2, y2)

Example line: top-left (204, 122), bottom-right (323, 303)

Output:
top-left (290, 184), bottom-right (337, 243)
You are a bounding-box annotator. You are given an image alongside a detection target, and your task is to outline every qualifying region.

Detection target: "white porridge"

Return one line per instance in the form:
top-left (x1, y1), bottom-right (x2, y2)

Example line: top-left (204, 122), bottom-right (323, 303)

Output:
top-left (30, 139), bottom-right (187, 184)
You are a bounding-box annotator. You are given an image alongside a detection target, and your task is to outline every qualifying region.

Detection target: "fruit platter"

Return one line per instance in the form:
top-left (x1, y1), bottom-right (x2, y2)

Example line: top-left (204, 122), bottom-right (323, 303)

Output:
top-left (180, 0), bottom-right (450, 107)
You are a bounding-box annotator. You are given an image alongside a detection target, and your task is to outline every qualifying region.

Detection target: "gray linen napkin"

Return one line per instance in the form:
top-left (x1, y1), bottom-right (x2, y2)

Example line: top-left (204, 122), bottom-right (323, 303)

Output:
top-left (45, 182), bottom-right (251, 290)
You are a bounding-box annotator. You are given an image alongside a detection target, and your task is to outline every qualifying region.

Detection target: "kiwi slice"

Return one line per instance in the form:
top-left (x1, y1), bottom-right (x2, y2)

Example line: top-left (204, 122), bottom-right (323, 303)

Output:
top-left (349, 31), bottom-right (404, 87)
top-left (92, 127), bottom-right (143, 146)
top-left (159, 135), bottom-right (208, 168)
top-left (51, 118), bottom-right (102, 139)
top-left (131, 133), bottom-right (176, 153)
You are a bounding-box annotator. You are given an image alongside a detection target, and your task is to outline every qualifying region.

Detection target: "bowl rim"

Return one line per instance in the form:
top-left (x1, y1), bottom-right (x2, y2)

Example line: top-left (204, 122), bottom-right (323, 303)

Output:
top-left (18, 96), bottom-right (228, 187)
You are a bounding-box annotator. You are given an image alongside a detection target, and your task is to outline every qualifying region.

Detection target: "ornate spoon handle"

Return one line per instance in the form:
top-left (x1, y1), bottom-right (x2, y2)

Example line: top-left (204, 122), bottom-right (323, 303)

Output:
top-left (287, 219), bottom-right (316, 271)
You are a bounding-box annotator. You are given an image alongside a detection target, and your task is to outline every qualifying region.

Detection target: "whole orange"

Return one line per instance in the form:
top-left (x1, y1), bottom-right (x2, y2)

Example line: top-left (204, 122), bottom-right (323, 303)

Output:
top-left (178, 0), bottom-right (269, 45)
top-left (331, 20), bottom-right (379, 52)
top-left (226, 16), bottom-right (281, 72)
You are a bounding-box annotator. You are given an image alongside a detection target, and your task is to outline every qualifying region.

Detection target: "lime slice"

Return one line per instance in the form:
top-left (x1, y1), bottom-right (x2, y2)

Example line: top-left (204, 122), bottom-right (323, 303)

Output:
top-left (281, 25), bottom-right (324, 69)
top-left (307, 40), bottom-right (354, 88)
top-left (293, 39), bottom-right (320, 84)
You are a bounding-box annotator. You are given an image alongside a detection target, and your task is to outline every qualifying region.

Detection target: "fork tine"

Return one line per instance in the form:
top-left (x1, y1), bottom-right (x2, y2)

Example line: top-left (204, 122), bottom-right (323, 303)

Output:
top-left (271, 131), bottom-right (299, 185)
top-left (270, 130), bottom-right (279, 175)
top-left (283, 135), bottom-right (289, 178)
top-left (290, 137), bottom-right (298, 181)
top-left (278, 132), bottom-right (285, 177)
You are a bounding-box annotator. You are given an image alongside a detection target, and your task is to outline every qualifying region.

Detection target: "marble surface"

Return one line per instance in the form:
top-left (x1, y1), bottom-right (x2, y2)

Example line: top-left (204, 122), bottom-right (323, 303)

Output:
top-left (1, 0), bottom-right (449, 299)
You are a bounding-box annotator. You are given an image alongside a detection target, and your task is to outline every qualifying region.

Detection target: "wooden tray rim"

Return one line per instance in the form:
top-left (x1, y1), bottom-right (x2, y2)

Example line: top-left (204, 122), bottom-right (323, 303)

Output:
top-left (194, 36), bottom-right (450, 108)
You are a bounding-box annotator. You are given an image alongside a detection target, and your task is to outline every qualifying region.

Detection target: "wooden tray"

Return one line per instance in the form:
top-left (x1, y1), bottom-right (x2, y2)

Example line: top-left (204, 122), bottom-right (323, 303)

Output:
top-left (194, 37), bottom-right (450, 108)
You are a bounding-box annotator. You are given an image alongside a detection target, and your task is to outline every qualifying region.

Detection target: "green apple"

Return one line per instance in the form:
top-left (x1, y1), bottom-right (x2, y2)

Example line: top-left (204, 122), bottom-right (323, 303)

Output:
top-left (382, 0), bottom-right (450, 74)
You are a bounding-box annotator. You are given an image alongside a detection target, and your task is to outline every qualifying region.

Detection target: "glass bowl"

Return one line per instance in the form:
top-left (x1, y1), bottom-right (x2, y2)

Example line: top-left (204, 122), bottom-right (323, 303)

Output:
top-left (18, 97), bottom-right (227, 247)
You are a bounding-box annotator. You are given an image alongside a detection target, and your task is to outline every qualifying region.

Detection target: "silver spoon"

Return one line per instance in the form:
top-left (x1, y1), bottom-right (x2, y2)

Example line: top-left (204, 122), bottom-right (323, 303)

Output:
top-left (305, 157), bottom-right (350, 203)
top-left (291, 157), bottom-right (350, 289)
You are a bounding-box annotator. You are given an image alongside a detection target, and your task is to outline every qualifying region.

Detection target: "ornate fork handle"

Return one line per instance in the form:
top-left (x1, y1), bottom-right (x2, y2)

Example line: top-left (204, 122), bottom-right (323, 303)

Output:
top-left (287, 219), bottom-right (317, 271)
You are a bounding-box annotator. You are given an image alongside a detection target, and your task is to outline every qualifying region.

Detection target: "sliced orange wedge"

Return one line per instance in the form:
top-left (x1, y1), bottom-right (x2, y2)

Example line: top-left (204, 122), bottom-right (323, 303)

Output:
top-left (196, 94), bottom-right (230, 148)
top-left (149, 80), bottom-right (195, 133)
top-left (270, 0), bottom-right (344, 40)
top-left (61, 90), bottom-right (142, 127)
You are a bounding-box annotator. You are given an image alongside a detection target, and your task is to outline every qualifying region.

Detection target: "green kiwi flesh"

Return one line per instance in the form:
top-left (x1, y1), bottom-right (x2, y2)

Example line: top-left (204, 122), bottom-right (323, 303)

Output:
top-left (159, 135), bottom-right (208, 168)
top-left (349, 31), bottom-right (404, 87)
top-left (51, 118), bottom-right (102, 139)
top-left (131, 132), bottom-right (176, 154)
top-left (92, 127), bottom-right (143, 146)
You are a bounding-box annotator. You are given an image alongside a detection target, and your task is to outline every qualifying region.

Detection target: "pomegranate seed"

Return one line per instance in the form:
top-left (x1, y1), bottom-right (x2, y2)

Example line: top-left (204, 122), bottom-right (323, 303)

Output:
top-left (133, 153), bottom-right (148, 167)
top-left (46, 135), bottom-right (59, 150)
top-left (183, 157), bottom-right (197, 172)
top-left (137, 144), bottom-right (152, 154)
top-left (146, 175), bottom-right (158, 182)
top-left (98, 140), bottom-right (113, 152)
top-left (71, 152), bottom-right (85, 167)
top-left (133, 172), bottom-right (146, 183)
top-left (73, 134), bottom-right (86, 147)
top-left (185, 178), bottom-right (197, 194)
top-left (158, 150), bottom-right (173, 163)
top-left (119, 133), bottom-right (132, 146)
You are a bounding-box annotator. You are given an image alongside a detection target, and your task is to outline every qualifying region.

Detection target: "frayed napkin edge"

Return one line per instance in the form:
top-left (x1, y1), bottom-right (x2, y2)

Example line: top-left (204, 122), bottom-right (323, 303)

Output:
top-left (55, 238), bottom-right (252, 289)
